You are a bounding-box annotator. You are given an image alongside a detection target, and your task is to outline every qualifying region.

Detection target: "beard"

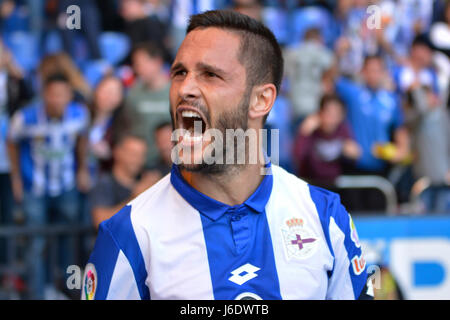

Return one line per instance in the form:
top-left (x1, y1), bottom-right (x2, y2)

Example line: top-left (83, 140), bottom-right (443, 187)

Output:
top-left (170, 88), bottom-right (252, 175)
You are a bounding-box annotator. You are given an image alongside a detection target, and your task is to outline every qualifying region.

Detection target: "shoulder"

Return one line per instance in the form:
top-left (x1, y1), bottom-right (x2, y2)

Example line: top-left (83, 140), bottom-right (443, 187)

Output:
top-left (66, 102), bottom-right (89, 118)
top-left (271, 165), bottom-right (346, 225)
top-left (271, 164), bottom-right (309, 191)
top-left (16, 102), bottom-right (40, 125)
top-left (93, 173), bottom-right (116, 190)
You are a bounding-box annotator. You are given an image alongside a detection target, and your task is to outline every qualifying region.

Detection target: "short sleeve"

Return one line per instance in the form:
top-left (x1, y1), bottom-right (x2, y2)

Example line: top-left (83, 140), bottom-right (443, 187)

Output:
top-left (335, 77), bottom-right (358, 107)
top-left (327, 203), bottom-right (369, 299)
top-left (82, 205), bottom-right (150, 300)
top-left (308, 186), bottom-right (370, 300)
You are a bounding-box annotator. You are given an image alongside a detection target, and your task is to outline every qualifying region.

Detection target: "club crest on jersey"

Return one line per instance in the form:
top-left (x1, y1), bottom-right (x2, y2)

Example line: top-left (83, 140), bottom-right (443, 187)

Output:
top-left (82, 263), bottom-right (97, 300)
top-left (281, 217), bottom-right (318, 260)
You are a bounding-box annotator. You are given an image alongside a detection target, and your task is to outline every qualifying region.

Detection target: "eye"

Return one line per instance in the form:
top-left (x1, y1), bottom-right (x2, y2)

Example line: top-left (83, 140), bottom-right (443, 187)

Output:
top-left (205, 71), bottom-right (218, 78)
top-left (172, 70), bottom-right (186, 78)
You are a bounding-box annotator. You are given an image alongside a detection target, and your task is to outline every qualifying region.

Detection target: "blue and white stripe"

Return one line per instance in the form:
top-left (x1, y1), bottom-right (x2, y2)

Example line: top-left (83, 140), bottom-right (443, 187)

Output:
top-left (85, 164), bottom-right (368, 300)
top-left (8, 101), bottom-right (89, 197)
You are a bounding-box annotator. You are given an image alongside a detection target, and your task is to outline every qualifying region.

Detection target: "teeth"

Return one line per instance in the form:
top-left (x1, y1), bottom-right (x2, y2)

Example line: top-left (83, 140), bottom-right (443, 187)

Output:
top-left (183, 131), bottom-right (203, 143)
top-left (181, 110), bottom-right (202, 119)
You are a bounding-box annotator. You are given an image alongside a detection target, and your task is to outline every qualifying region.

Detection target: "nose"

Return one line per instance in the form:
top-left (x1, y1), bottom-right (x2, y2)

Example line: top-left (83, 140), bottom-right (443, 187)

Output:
top-left (177, 72), bottom-right (201, 100)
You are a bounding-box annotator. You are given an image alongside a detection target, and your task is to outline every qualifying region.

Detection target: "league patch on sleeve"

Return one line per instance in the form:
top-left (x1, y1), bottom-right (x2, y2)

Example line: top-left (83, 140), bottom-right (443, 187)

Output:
top-left (348, 214), bottom-right (361, 248)
top-left (82, 263), bottom-right (97, 300)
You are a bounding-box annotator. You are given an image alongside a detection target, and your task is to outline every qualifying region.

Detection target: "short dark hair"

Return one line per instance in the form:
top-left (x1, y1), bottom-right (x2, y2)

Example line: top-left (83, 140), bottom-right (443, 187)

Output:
top-left (44, 73), bottom-right (70, 88)
top-left (362, 54), bottom-right (384, 68)
top-left (319, 94), bottom-right (345, 112)
top-left (111, 131), bottom-right (147, 150)
top-left (411, 34), bottom-right (433, 50)
top-left (155, 120), bottom-right (172, 133)
top-left (131, 41), bottom-right (165, 60)
top-left (187, 10), bottom-right (284, 94)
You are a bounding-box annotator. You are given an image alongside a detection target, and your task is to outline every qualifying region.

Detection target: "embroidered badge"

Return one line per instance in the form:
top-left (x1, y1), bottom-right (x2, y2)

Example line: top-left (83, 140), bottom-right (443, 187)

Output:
top-left (281, 218), bottom-right (318, 260)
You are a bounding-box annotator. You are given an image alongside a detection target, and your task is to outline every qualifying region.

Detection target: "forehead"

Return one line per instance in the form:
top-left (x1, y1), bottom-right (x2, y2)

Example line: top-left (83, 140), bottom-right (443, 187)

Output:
top-left (364, 58), bottom-right (383, 69)
top-left (174, 27), bottom-right (243, 71)
top-left (45, 81), bottom-right (71, 91)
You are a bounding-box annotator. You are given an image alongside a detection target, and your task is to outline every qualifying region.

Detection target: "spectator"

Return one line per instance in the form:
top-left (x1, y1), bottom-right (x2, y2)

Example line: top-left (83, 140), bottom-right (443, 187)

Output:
top-left (394, 0), bottom-right (435, 58)
top-left (293, 94), bottom-right (361, 186)
top-left (0, 41), bottom-right (32, 264)
top-left (145, 120), bottom-right (173, 180)
top-left (232, 0), bottom-right (263, 21)
top-left (89, 133), bottom-right (156, 229)
top-left (323, 55), bottom-right (410, 211)
top-left (404, 85), bottom-right (450, 212)
top-left (144, 0), bottom-right (171, 25)
top-left (38, 53), bottom-right (92, 103)
top-left (395, 34), bottom-right (440, 96)
top-left (283, 27), bottom-right (335, 128)
top-left (430, 1), bottom-right (450, 58)
top-left (7, 73), bottom-right (90, 299)
top-left (169, 0), bottom-right (217, 56)
top-left (88, 75), bottom-right (127, 182)
top-left (120, 0), bottom-right (171, 63)
top-left (124, 42), bottom-right (172, 169)
top-left (327, 55), bottom-right (410, 175)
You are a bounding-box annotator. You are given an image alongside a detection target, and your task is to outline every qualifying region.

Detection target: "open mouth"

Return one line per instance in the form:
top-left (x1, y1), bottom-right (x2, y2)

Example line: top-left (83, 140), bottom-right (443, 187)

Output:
top-left (177, 107), bottom-right (206, 135)
top-left (177, 107), bottom-right (208, 142)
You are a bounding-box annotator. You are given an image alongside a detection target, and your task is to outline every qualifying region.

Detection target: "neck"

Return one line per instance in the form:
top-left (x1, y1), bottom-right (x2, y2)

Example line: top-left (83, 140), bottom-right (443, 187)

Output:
top-left (95, 109), bottom-right (112, 122)
top-left (113, 165), bottom-right (135, 189)
top-left (180, 149), bottom-right (267, 206)
top-left (410, 60), bottom-right (423, 72)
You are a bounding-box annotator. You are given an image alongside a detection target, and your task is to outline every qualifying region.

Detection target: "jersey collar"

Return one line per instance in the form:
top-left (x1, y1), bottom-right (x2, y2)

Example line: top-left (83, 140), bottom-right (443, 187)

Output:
top-left (170, 163), bottom-right (273, 221)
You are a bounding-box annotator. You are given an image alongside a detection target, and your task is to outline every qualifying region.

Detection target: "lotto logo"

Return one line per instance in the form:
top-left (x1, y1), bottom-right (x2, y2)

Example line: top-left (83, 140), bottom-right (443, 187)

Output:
top-left (228, 263), bottom-right (260, 286)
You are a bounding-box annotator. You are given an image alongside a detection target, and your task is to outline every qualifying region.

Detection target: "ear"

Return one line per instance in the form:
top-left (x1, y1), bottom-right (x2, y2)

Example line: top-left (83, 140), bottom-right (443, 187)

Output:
top-left (248, 83), bottom-right (277, 121)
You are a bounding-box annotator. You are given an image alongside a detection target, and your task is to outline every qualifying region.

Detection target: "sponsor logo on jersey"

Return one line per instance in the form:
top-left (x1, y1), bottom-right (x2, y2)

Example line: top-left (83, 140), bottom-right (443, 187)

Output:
top-left (351, 254), bottom-right (366, 275)
top-left (82, 263), bottom-right (97, 300)
top-left (228, 263), bottom-right (260, 285)
top-left (282, 217), bottom-right (318, 260)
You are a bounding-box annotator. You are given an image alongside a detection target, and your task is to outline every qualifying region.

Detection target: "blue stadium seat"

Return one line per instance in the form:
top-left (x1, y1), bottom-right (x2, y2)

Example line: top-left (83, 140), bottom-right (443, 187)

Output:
top-left (82, 60), bottom-right (113, 88)
top-left (2, 31), bottom-right (39, 74)
top-left (99, 32), bottom-right (131, 66)
top-left (287, 7), bottom-right (333, 47)
top-left (43, 30), bottom-right (64, 55)
top-left (262, 7), bottom-right (289, 46)
top-left (73, 34), bottom-right (90, 67)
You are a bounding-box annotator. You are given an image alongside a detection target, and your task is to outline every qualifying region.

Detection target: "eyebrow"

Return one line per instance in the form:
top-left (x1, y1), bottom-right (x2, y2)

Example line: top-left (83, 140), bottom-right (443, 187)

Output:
top-left (196, 62), bottom-right (227, 76)
top-left (170, 62), bottom-right (185, 75)
top-left (170, 62), bottom-right (227, 77)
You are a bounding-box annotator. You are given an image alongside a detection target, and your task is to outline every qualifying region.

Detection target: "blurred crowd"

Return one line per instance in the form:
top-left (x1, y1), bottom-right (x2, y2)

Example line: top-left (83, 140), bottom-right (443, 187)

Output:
top-left (0, 0), bottom-right (449, 298)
